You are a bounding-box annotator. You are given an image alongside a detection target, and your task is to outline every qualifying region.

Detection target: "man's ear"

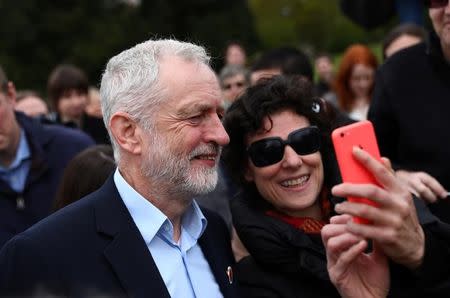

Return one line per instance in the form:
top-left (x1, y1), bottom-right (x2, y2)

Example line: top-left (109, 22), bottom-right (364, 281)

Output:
top-left (109, 112), bottom-right (143, 155)
top-left (6, 82), bottom-right (17, 104)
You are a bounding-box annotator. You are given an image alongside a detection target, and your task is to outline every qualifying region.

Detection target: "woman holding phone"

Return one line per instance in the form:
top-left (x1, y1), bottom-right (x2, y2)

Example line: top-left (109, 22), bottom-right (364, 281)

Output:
top-left (222, 75), bottom-right (345, 297)
top-left (222, 75), bottom-right (449, 297)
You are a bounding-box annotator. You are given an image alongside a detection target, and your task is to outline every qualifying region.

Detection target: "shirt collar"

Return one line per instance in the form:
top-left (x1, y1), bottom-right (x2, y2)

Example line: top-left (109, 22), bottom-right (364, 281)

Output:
top-left (113, 169), bottom-right (207, 245)
top-left (0, 129), bottom-right (31, 172)
top-left (182, 197), bottom-right (207, 241)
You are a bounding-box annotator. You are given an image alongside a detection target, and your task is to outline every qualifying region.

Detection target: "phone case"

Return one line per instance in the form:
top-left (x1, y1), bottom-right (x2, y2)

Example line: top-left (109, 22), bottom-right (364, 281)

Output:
top-left (332, 120), bottom-right (381, 224)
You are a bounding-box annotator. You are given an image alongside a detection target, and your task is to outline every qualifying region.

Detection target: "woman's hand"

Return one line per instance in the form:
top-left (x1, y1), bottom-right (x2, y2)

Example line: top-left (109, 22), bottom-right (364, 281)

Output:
top-left (332, 147), bottom-right (425, 269)
top-left (322, 214), bottom-right (390, 298)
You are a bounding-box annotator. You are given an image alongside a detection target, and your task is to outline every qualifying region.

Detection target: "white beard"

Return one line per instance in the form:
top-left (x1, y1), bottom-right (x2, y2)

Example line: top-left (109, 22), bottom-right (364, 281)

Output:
top-left (141, 131), bottom-right (220, 197)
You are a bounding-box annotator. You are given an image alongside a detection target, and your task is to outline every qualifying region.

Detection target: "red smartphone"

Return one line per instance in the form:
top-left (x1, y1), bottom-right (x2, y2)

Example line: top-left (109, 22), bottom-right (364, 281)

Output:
top-left (331, 120), bottom-right (381, 224)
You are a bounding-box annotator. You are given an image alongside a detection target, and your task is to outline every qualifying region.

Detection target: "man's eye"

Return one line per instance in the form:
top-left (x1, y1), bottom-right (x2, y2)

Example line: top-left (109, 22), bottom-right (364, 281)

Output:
top-left (188, 114), bottom-right (203, 123)
top-left (217, 112), bottom-right (224, 120)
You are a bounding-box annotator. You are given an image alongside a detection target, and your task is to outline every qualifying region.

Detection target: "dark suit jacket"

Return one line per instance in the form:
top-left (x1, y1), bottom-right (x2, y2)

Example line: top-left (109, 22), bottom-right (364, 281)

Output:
top-left (0, 176), bottom-right (239, 298)
top-left (0, 112), bottom-right (94, 249)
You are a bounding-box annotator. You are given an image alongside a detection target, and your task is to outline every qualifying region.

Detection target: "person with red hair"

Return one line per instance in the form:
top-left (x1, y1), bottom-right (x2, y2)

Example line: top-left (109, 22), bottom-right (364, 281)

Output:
top-left (334, 44), bottom-right (378, 121)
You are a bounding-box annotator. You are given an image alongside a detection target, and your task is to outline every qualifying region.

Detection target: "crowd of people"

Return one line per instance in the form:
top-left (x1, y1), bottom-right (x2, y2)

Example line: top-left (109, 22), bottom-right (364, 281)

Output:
top-left (0, 1), bottom-right (449, 297)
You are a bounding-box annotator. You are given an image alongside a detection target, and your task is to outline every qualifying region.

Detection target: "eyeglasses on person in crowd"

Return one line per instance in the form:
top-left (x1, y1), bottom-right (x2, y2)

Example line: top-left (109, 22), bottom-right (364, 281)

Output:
top-left (425, 0), bottom-right (449, 8)
top-left (223, 81), bottom-right (246, 90)
top-left (247, 126), bottom-right (321, 167)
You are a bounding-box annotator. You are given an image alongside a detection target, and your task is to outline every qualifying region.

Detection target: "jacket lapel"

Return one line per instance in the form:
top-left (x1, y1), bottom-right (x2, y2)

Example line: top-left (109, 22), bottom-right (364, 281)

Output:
top-left (198, 216), bottom-right (236, 298)
top-left (94, 176), bottom-right (170, 298)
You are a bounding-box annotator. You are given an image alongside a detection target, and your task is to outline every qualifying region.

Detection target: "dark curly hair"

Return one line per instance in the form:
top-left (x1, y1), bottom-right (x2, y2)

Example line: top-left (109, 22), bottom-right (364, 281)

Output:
top-left (222, 75), bottom-right (339, 191)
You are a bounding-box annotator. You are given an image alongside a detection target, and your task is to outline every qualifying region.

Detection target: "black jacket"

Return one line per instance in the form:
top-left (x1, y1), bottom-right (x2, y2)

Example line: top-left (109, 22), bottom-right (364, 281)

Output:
top-left (232, 187), bottom-right (339, 298)
top-left (0, 176), bottom-right (239, 298)
top-left (42, 112), bottom-right (110, 144)
top-left (368, 31), bottom-right (450, 223)
top-left (232, 187), bottom-right (450, 297)
top-left (0, 113), bottom-right (94, 248)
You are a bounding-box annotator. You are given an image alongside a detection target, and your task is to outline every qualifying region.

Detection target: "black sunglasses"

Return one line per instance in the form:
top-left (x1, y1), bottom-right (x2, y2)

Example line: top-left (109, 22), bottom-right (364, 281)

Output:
top-left (425, 0), bottom-right (449, 8)
top-left (247, 126), bottom-right (321, 167)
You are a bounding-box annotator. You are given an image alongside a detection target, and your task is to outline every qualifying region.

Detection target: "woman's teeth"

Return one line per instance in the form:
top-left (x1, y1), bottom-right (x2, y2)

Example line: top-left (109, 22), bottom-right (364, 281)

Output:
top-left (281, 175), bottom-right (309, 187)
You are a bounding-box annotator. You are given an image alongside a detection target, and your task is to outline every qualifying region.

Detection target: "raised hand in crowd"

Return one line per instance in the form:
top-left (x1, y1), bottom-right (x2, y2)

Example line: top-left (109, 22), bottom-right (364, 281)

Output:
top-left (396, 169), bottom-right (448, 204)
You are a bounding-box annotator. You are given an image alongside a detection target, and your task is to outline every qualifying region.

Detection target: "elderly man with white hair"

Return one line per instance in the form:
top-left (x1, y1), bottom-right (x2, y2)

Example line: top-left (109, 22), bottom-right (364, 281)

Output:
top-left (0, 39), bottom-right (238, 298)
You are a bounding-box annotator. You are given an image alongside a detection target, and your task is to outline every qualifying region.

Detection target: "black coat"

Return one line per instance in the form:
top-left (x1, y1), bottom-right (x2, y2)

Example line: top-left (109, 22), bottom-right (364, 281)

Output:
top-left (368, 31), bottom-right (450, 223)
top-left (232, 187), bottom-right (450, 298)
top-left (42, 112), bottom-right (110, 144)
top-left (232, 188), bottom-right (340, 298)
top-left (0, 176), bottom-right (239, 298)
top-left (0, 113), bottom-right (94, 248)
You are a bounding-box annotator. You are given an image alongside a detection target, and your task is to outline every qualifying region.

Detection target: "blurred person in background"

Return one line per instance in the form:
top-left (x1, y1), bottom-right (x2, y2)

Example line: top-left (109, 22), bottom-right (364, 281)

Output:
top-left (85, 86), bottom-right (103, 119)
top-left (314, 53), bottom-right (335, 97)
top-left (45, 64), bottom-right (109, 144)
top-left (368, 0), bottom-right (450, 222)
top-left (196, 64), bottom-right (249, 229)
top-left (314, 53), bottom-right (338, 108)
top-left (250, 46), bottom-right (314, 85)
top-left (224, 41), bottom-right (247, 67)
top-left (250, 46), bottom-right (353, 129)
top-left (53, 144), bottom-right (115, 211)
top-left (334, 44), bottom-right (378, 121)
top-left (383, 23), bottom-right (427, 59)
top-left (0, 65), bottom-right (94, 249)
top-left (218, 64), bottom-right (250, 109)
top-left (14, 90), bottom-right (49, 118)
top-left (46, 64), bottom-right (89, 128)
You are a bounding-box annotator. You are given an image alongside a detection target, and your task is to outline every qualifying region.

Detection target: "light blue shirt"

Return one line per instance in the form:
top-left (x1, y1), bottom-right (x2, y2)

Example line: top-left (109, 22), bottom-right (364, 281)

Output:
top-left (0, 129), bottom-right (31, 193)
top-left (113, 169), bottom-right (223, 298)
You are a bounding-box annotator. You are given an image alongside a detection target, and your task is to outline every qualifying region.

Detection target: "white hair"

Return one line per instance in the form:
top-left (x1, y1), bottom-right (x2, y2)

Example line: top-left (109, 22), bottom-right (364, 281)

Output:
top-left (99, 39), bottom-right (211, 162)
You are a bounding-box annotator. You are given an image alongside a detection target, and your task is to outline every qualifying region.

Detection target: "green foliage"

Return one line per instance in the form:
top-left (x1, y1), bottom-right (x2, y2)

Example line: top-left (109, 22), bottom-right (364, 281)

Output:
top-left (0, 0), bottom-right (260, 95)
top-left (248, 0), bottom-right (395, 55)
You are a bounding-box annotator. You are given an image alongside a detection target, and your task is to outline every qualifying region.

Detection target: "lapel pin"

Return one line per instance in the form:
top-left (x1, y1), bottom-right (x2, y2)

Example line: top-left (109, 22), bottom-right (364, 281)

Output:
top-left (226, 266), bottom-right (233, 284)
top-left (16, 197), bottom-right (25, 210)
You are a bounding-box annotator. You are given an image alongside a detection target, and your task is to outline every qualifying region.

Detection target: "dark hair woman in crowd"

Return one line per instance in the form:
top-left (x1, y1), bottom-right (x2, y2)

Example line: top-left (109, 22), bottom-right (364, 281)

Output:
top-left (53, 145), bottom-right (115, 211)
top-left (45, 64), bottom-right (110, 144)
top-left (382, 23), bottom-right (427, 59)
top-left (47, 64), bottom-right (89, 127)
top-left (222, 75), bottom-right (342, 297)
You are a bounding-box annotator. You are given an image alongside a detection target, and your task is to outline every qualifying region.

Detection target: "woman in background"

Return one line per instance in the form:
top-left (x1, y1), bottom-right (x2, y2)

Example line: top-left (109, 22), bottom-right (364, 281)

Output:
top-left (334, 44), bottom-right (378, 121)
top-left (53, 145), bottom-right (115, 211)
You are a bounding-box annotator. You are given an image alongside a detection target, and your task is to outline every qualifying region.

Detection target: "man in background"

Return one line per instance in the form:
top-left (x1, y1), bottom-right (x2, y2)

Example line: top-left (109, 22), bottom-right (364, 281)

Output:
top-left (0, 66), bottom-right (94, 248)
top-left (368, 0), bottom-right (450, 222)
